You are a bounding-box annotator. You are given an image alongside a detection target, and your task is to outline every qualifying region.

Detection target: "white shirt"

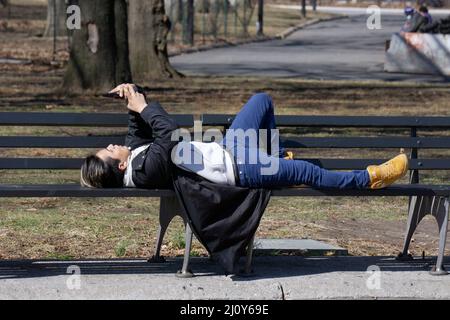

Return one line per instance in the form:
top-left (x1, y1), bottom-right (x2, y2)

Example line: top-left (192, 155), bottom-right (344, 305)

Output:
top-left (171, 141), bottom-right (236, 186)
top-left (123, 143), bottom-right (152, 187)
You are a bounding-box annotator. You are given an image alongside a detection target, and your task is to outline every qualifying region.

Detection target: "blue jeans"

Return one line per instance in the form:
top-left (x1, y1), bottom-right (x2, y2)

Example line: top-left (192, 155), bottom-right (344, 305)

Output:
top-left (220, 93), bottom-right (370, 189)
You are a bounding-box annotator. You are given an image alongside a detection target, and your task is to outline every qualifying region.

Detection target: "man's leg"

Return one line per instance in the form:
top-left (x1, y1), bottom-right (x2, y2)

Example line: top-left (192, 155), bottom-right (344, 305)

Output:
top-left (240, 156), bottom-right (371, 189)
top-left (228, 93), bottom-right (275, 132)
top-left (239, 153), bottom-right (408, 189)
top-left (222, 93), bottom-right (284, 157)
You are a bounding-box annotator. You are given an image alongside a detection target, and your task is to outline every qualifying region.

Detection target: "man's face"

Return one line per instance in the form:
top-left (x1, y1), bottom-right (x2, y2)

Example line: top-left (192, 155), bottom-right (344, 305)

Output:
top-left (96, 144), bottom-right (131, 171)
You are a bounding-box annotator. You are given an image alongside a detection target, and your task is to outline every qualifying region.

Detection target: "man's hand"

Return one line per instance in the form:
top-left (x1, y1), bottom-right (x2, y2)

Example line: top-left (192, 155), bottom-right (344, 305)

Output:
top-left (109, 83), bottom-right (137, 98)
top-left (109, 83), bottom-right (148, 113)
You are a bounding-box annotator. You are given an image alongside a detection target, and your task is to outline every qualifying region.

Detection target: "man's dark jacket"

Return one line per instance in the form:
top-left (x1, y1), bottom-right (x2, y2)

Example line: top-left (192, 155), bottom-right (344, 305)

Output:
top-left (125, 102), bottom-right (178, 189)
top-left (125, 102), bottom-right (271, 274)
top-left (172, 167), bottom-right (271, 274)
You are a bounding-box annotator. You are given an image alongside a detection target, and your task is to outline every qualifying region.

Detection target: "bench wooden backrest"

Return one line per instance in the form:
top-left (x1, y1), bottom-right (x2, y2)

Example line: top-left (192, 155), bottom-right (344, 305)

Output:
top-left (201, 115), bottom-right (450, 178)
top-left (1, 113), bottom-right (450, 177)
top-left (0, 112), bottom-right (194, 170)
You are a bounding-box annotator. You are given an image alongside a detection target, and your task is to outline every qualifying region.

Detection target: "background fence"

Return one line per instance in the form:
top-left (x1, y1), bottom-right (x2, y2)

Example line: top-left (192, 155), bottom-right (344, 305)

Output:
top-left (165, 0), bottom-right (259, 45)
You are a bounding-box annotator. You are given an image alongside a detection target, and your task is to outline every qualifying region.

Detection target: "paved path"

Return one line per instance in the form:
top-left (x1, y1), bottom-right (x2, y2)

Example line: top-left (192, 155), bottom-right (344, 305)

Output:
top-left (1, 256), bottom-right (449, 299)
top-left (277, 5), bottom-right (450, 16)
top-left (170, 11), bottom-right (449, 82)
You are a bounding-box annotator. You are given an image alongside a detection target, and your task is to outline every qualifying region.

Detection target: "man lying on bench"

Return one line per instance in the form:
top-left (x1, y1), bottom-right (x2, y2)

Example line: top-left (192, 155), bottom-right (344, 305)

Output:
top-left (80, 83), bottom-right (408, 190)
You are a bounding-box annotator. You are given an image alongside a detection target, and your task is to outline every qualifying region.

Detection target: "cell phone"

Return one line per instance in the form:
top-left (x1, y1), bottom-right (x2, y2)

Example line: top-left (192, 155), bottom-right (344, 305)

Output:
top-left (101, 92), bottom-right (123, 99)
top-left (101, 85), bottom-right (146, 99)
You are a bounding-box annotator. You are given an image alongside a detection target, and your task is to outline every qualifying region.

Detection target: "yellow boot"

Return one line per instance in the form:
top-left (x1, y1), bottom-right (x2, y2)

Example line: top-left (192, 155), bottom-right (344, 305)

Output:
top-left (367, 154), bottom-right (409, 189)
top-left (284, 151), bottom-right (294, 160)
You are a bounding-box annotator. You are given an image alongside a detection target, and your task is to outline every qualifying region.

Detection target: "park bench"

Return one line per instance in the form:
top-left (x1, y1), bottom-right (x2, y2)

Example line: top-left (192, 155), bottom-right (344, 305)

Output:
top-left (198, 114), bottom-right (450, 276)
top-left (0, 112), bottom-right (449, 277)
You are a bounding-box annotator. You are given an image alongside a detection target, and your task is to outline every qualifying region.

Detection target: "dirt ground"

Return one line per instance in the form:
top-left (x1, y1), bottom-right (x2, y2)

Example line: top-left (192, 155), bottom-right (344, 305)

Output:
top-left (0, 2), bottom-right (449, 261)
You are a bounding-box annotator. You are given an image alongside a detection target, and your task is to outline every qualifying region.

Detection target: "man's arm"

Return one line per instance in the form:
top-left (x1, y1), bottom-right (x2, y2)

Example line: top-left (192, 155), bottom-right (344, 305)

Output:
top-left (138, 102), bottom-right (179, 153)
top-left (110, 83), bottom-right (177, 150)
top-left (125, 110), bottom-right (154, 150)
top-left (119, 83), bottom-right (178, 152)
top-left (127, 93), bottom-right (179, 189)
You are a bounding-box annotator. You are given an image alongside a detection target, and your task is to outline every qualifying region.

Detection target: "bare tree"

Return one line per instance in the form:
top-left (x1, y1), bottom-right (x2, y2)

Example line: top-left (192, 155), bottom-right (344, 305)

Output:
top-left (127, 0), bottom-right (182, 84)
top-left (64, 0), bottom-right (180, 92)
top-left (63, 0), bottom-right (131, 92)
top-left (185, 0), bottom-right (194, 45)
top-left (43, 0), bottom-right (68, 37)
top-left (177, 0), bottom-right (183, 22)
top-left (257, 0), bottom-right (263, 37)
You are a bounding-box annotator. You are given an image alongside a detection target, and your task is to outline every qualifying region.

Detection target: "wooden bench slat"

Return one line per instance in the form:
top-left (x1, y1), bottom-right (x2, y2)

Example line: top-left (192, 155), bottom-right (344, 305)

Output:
top-left (0, 158), bottom-right (83, 169)
top-left (281, 137), bottom-right (450, 149)
top-left (1, 158), bottom-right (450, 170)
top-left (0, 113), bottom-right (194, 127)
top-left (201, 114), bottom-right (450, 128)
top-left (0, 184), bottom-right (449, 197)
top-left (289, 158), bottom-right (450, 170)
top-left (0, 136), bottom-right (126, 148)
top-left (2, 113), bottom-right (450, 128)
top-left (2, 136), bottom-right (450, 149)
top-left (0, 184), bottom-right (175, 197)
top-left (271, 184), bottom-right (450, 197)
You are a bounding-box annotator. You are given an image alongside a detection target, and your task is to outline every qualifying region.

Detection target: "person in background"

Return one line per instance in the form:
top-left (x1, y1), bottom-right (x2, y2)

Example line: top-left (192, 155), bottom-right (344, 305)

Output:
top-left (420, 14), bottom-right (450, 33)
top-left (419, 5), bottom-right (433, 26)
top-left (401, 5), bottom-right (430, 32)
top-left (401, 6), bottom-right (417, 32)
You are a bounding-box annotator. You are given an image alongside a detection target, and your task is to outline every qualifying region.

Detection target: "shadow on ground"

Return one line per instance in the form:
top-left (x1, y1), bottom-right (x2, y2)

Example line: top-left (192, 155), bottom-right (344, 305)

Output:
top-left (0, 256), bottom-right (448, 281)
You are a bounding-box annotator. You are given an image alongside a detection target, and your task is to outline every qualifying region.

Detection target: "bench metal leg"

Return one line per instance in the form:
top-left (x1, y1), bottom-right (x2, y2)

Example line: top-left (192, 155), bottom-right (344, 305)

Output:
top-left (149, 196), bottom-right (196, 277)
top-left (148, 196), bottom-right (181, 263)
top-left (397, 196), bottom-right (430, 261)
top-left (176, 222), bottom-right (194, 278)
top-left (430, 197), bottom-right (449, 276)
top-left (397, 195), bottom-right (449, 275)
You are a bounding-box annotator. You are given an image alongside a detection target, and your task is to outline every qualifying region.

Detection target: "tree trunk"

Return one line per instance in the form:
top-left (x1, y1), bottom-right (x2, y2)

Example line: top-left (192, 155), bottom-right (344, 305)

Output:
top-left (114, 0), bottom-right (132, 85)
top-left (43, 0), bottom-right (68, 37)
top-left (184, 0), bottom-right (194, 45)
top-left (177, 0), bottom-right (183, 23)
top-left (63, 0), bottom-right (131, 93)
top-left (257, 0), bottom-right (263, 37)
top-left (128, 0), bottom-right (182, 84)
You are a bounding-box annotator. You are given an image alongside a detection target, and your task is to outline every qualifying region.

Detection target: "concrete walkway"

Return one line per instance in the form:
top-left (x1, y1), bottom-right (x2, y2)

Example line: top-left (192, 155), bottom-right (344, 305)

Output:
top-left (1, 256), bottom-right (449, 299)
top-left (170, 12), bottom-right (449, 82)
